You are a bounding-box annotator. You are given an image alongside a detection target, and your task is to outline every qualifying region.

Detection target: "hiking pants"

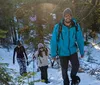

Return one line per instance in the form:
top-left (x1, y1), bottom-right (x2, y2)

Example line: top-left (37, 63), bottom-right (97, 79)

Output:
top-left (59, 52), bottom-right (79, 85)
top-left (39, 66), bottom-right (48, 82)
top-left (17, 58), bottom-right (27, 75)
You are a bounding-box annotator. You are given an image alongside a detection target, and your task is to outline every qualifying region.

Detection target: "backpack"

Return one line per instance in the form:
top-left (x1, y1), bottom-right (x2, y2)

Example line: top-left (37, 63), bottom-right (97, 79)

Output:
top-left (57, 20), bottom-right (78, 42)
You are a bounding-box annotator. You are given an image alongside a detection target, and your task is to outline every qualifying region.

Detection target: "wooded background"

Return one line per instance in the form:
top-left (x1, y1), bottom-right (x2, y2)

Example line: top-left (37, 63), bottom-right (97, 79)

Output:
top-left (0, 0), bottom-right (100, 49)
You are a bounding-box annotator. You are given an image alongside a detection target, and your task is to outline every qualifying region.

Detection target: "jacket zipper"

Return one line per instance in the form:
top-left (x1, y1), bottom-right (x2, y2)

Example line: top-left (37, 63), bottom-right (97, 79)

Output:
top-left (68, 28), bottom-right (71, 55)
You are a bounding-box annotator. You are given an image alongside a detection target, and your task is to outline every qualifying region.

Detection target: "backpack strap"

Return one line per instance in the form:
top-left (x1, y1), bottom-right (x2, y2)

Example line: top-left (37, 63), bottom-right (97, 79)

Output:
top-left (57, 20), bottom-right (79, 42)
top-left (71, 19), bottom-right (79, 31)
top-left (74, 22), bottom-right (79, 40)
top-left (75, 23), bottom-right (78, 32)
top-left (57, 22), bottom-right (63, 42)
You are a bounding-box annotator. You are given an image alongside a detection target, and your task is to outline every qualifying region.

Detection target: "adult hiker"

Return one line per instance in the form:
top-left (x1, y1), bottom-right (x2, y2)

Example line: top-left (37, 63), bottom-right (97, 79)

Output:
top-left (34, 43), bottom-right (50, 84)
top-left (13, 40), bottom-right (28, 75)
top-left (50, 8), bottom-right (84, 85)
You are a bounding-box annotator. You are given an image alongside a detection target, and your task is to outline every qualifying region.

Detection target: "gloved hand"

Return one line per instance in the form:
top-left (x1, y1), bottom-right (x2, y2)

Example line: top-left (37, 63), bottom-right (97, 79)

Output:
top-left (33, 56), bottom-right (36, 60)
top-left (52, 57), bottom-right (57, 61)
top-left (80, 55), bottom-right (84, 58)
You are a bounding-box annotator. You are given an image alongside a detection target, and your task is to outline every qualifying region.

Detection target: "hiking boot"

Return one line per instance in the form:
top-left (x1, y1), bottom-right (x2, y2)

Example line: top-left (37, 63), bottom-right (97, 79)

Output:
top-left (71, 76), bottom-right (80, 85)
top-left (45, 80), bottom-right (50, 84)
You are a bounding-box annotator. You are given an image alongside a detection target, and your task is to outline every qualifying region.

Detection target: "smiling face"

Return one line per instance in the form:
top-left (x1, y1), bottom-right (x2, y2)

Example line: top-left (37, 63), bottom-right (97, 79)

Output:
top-left (39, 47), bottom-right (44, 51)
top-left (64, 14), bottom-right (72, 23)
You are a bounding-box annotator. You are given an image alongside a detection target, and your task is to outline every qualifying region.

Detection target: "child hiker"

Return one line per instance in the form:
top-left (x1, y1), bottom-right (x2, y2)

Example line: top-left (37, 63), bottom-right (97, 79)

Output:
top-left (34, 43), bottom-right (50, 84)
top-left (13, 40), bottom-right (28, 75)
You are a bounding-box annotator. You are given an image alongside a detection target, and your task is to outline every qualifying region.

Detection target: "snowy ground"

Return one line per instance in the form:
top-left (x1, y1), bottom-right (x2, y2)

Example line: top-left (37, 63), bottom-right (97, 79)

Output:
top-left (0, 38), bottom-right (100, 85)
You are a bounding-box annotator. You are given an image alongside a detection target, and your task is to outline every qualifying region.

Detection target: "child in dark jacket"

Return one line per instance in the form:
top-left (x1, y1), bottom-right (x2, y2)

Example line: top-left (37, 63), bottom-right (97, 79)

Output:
top-left (13, 40), bottom-right (28, 75)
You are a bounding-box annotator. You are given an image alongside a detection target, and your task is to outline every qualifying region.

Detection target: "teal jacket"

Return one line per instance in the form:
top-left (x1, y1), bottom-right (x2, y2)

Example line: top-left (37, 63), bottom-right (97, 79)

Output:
top-left (50, 19), bottom-right (84, 57)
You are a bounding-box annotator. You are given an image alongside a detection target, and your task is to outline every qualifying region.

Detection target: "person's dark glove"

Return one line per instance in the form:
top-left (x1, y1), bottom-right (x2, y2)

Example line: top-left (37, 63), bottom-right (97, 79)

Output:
top-left (52, 57), bottom-right (57, 61)
top-left (33, 56), bottom-right (36, 60)
top-left (80, 54), bottom-right (84, 58)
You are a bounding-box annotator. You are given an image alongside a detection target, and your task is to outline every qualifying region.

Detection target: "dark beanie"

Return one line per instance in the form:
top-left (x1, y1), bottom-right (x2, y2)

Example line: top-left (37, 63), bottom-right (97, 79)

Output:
top-left (63, 8), bottom-right (72, 17)
top-left (17, 40), bottom-right (21, 46)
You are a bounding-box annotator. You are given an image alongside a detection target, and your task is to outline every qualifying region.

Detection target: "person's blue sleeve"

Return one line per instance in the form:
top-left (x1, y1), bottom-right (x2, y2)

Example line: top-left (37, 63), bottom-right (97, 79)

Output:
top-left (76, 24), bottom-right (84, 56)
top-left (50, 24), bottom-right (58, 58)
